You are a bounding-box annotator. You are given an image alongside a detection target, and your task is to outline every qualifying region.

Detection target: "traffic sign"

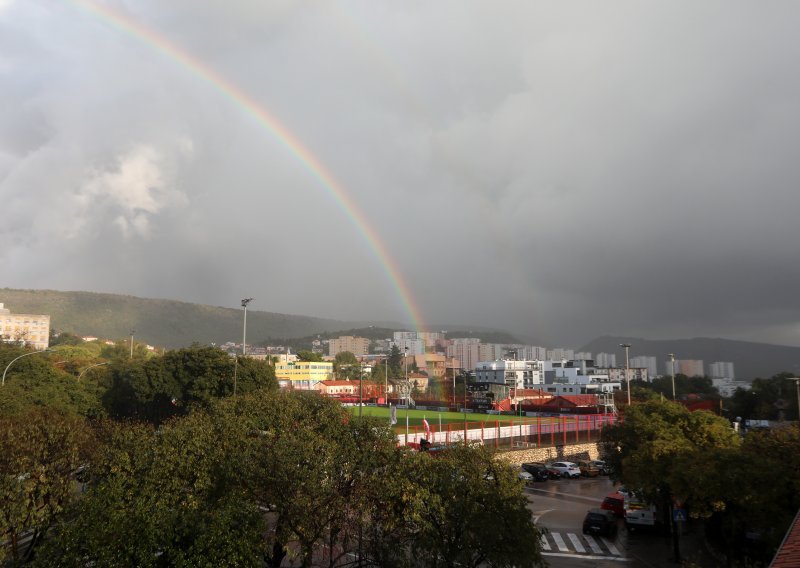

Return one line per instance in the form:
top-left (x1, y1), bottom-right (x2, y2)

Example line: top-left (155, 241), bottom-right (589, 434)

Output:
top-left (673, 508), bottom-right (687, 522)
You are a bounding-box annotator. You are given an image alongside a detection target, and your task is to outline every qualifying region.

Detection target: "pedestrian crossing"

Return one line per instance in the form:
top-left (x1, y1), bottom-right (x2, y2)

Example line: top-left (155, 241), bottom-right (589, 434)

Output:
top-left (539, 531), bottom-right (623, 559)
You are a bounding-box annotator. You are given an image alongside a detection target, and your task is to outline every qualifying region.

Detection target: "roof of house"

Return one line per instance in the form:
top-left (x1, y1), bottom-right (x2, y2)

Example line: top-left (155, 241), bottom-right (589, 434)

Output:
top-left (542, 395), bottom-right (598, 407)
top-left (771, 509), bottom-right (800, 568)
top-left (317, 380), bottom-right (356, 387)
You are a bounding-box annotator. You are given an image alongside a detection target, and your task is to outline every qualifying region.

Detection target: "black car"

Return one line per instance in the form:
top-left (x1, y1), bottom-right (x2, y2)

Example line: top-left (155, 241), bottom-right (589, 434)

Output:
top-left (582, 509), bottom-right (618, 538)
top-left (521, 462), bottom-right (551, 481)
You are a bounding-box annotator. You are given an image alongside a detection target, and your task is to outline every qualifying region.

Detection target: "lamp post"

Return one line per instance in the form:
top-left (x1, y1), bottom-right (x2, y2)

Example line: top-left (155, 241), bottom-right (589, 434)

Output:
top-left (129, 329), bottom-right (135, 359)
top-left (404, 347), bottom-right (409, 406)
top-left (384, 354), bottom-right (388, 407)
top-left (78, 361), bottom-right (110, 380)
top-left (241, 298), bottom-right (253, 358)
top-left (2, 348), bottom-right (54, 386)
top-left (668, 353), bottom-right (676, 401)
top-left (359, 361), bottom-right (364, 418)
top-left (620, 343), bottom-right (631, 405)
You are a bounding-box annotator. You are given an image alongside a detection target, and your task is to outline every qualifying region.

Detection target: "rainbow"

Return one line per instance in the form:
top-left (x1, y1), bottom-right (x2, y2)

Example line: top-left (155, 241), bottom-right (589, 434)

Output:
top-left (64, 0), bottom-right (425, 332)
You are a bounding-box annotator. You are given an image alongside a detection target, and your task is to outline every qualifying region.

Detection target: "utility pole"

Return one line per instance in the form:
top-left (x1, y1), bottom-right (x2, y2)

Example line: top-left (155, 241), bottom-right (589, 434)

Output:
top-left (620, 343), bottom-right (631, 405)
top-left (236, 298), bottom-right (253, 396)
top-left (129, 329), bottom-right (135, 359)
top-left (790, 377), bottom-right (800, 422)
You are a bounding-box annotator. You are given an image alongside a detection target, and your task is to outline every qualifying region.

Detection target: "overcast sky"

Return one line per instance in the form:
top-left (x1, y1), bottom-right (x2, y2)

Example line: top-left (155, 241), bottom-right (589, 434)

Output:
top-left (2, 1), bottom-right (800, 347)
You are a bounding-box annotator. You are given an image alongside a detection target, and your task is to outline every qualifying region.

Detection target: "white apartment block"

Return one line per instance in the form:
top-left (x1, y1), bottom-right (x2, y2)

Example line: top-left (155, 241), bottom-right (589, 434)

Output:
top-left (475, 360), bottom-right (544, 389)
top-left (595, 353), bottom-right (617, 368)
top-left (630, 356), bottom-right (658, 378)
top-left (0, 303), bottom-right (50, 350)
top-left (514, 345), bottom-right (548, 360)
top-left (328, 336), bottom-right (370, 357)
top-left (391, 335), bottom-right (425, 355)
top-left (709, 361), bottom-right (735, 380)
top-left (547, 348), bottom-right (575, 361)
top-left (598, 367), bottom-right (650, 383)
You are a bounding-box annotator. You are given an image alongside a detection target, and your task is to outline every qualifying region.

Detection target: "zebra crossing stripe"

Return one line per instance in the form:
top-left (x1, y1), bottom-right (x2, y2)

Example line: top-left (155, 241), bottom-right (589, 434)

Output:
top-left (539, 534), bottom-right (551, 551)
top-left (551, 532), bottom-right (569, 552)
top-left (602, 537), bottom-right (621, 556)
top-left (583, 534), bottom-right (604, 555)
top-left (567, 533), bottom-right (585, 553)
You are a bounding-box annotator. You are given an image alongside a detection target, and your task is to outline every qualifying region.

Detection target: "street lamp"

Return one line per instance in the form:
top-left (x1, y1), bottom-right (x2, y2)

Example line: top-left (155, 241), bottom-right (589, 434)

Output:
top-left (359, 360), bottom-right (364, 418)
top-left (620, 343), bottom-right (631, 405)
top-left (2, 348), bottom-right (55, 386)
top-left (404, 347), bottom-right (409, 405)
top-left (129, 329), bottom-right (136, 359)
top-left (241, 298), bottom-right (253, 358)
top-left (78, 361), bottom-right (110, 380)
top-left (668, 353), bottom-right (676, 401)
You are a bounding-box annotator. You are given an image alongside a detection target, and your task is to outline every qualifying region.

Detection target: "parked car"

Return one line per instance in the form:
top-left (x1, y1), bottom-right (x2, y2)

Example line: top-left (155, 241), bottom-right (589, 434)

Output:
top-left (589, 460), bottom-right (609, 475)
top-left (577, 460), bottom-right (601, 477)
top-left (521, 462), bottom-right (552, 481)
top-left (548, 461), bottom-right (582, 479)
top-left (518, 469), bottom-right (535, 485)
top-left (583, 508), bottom-right (618, 538)
top-left (601, 491), bottom-right (626, 517)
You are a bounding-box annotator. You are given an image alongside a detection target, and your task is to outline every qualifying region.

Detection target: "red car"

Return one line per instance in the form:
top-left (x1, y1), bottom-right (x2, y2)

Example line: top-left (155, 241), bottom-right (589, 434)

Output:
top-left (601, 491), bottom-right (626, 517)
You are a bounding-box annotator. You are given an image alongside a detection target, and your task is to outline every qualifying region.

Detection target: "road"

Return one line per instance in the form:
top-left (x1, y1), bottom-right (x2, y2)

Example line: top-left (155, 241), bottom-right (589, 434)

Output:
top-left (525, 477), bottom-right (679, 568)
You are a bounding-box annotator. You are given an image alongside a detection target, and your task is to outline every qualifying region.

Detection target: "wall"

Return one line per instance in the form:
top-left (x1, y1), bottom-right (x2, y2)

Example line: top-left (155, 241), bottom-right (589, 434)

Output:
top-left (494, 442), bottom-right (603, 465)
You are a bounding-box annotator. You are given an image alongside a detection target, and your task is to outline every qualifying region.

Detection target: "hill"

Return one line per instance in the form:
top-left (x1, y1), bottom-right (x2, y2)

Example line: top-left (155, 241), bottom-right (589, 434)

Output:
top-left (0, 289), bottom-right (374, 348)
top-left (580, 335), bottom-right (800, 380)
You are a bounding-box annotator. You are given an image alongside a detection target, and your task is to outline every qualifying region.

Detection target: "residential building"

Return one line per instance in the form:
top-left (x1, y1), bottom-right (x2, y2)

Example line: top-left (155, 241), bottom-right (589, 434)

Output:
top-left (678, 359), bottom-right (704, 377)
top-left (391, 332), bottom-right (425, 356)
top-left (478, 343), bottom-right (505, 362)
top-left (314, 380), bottom-right (358, 396)
top-left (328, 335), bottom-right (370, 357)
top-left (630, 356), bottom-right (658, 378)
top-left (598, 367), bottom-right (650, 383)
top-left (274, 360), bottom-right (333, 390)
top-left (475, 360), bottom-right (544, 390)
top-left (595, 352), bottom-right (617, 368)
top-left (408, 372), bottom-right (429, 392)
top-left (709, 361), bottom-right (735, 380)
top-left (406, 353), bottom-right (459, 379)
top-left (446, 341), bottom-right (481, 372)
top-left (547, 348), bottom-right (575, 361)
top-left (0, 303), bottom-right (50, 350)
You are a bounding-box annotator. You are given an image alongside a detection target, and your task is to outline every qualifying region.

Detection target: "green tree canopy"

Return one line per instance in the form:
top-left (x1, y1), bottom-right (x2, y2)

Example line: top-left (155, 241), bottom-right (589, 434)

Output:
top-left (296, 350), bottom-right (323, 362)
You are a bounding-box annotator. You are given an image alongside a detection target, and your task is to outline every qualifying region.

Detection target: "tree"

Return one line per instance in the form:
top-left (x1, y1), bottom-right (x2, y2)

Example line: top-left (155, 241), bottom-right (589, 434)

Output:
top-left (296, 350), bottom-right (323, 362)
top-left (103, 346), bottom-right (277, 423)
top-left (0, 409), bottom-right (96, 565)
top-left (376, 445), bottom-right (544, 567)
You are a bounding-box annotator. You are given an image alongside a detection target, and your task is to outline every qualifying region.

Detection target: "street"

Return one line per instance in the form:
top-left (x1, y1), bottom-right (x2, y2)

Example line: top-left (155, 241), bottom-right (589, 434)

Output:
top-left (525, 477), bottom-right (681, 567)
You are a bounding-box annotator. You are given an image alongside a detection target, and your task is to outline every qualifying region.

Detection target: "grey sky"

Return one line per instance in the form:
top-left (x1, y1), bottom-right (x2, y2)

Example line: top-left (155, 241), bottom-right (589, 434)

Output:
top-left (2, 1), bottom-right (800, 347)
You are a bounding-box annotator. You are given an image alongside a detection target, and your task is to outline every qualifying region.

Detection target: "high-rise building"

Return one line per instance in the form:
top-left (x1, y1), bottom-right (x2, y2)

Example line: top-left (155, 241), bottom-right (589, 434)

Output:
top-left (475, 360), bottom-right (544, 389)
top-left (595, 353), bottom-right (617, 368)
top-left (328, 336), bottom-right (370, 357)
top-left (709, 361), bottom-right (735, 380)
top-left (678, 359), bottom-right (704, 377)
top-left (447, 341), bottom-right (481, 371)
top-left (0, 303), bottom-right (50, 350)
top-left (630, 356), bottom-right (658, 379)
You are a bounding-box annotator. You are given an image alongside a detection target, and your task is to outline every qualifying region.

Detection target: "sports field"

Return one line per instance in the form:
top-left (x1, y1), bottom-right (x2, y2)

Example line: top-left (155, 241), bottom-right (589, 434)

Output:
top-left (347, 405), bottom-right (540, 429)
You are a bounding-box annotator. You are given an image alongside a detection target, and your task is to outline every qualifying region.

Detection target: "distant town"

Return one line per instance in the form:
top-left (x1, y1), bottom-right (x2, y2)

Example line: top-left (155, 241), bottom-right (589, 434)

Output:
top-left (2, 301), bottom-right (746, 413)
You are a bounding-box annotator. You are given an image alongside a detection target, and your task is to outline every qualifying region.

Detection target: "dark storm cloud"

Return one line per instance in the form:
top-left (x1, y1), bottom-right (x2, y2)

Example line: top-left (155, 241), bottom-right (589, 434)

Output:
top-left (1, 1), bottom-right (799, 347)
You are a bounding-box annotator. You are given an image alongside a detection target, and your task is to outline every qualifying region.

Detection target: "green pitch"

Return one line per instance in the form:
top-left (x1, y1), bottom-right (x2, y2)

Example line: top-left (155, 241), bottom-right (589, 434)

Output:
top-left (347, 405), bottom-right (545, 429)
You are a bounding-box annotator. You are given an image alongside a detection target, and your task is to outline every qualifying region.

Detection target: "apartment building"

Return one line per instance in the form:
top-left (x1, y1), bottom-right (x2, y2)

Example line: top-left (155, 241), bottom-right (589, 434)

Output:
top-left (0, 303), bottom-right (50, 350)
top-left (678, 359), bottom-right (705, 377)
top-left (475, 360), bottom-right (544, 389)
top-left (274, 360), bottom-right (333, 390)
top-left (328, 335), bottom-right (370, 357)
top-left (709, 361), bottom-right (735, 380)
top-left (630, 356), bottom-right (658, 378)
